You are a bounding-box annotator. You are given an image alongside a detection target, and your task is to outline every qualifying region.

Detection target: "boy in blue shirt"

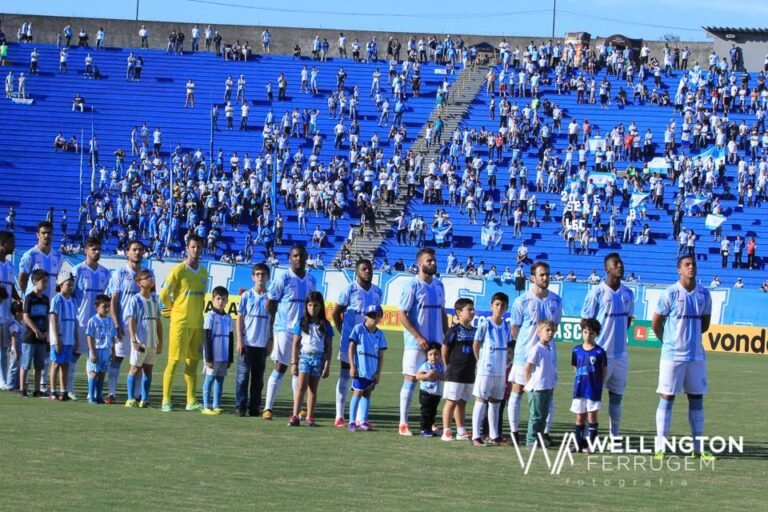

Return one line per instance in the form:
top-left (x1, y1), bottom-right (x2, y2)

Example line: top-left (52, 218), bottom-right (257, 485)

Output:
top-left (416, 344), bottom-right (445, 437)
top-left (49, 272), bottom-right (78, 401)
top-left (570, 318), bottom-right (607, 451)
top-left (347, 304), bottom-right (387, 432)
top-left (86, 294), bottom-right (117, 404)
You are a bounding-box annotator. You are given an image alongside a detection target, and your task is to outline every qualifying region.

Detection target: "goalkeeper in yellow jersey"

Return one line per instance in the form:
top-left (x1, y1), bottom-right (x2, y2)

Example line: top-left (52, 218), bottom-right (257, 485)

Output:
top-left (160, 235), bottom-right (209, 412)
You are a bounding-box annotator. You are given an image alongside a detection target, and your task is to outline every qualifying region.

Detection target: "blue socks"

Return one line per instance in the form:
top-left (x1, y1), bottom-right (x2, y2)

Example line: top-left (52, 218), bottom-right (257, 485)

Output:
top-left (213, 376), bottom-right (224, 409)
top-left (655, 397), bottom-right (674, 452)
top-left (588, 423), bottom-right (598, 442)
top-left (88, 377), bottom-right (96, 403)
top-left (203, 374), bottom-right (214, 409)
top-left (126, 374), bottom-right (136, 401)
top-left (399, 380), bottom-right (416, 425)
top-left (142, 373), bottom-right (152, 403)
top-left (349, 394), bottom-right (361, 424)
top-left (574, 424), bottom-right (586, 445)
top-left (608, 392), bottom-right (623, 437)
top-left (688, 397), bottom-right (705, 452)
top-left (360, 396), bottom-right (370, 423)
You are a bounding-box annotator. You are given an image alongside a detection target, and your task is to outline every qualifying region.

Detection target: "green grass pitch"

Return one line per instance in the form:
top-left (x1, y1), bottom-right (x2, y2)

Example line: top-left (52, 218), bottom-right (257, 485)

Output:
top-left (2, 321), bottom-right (766, 511)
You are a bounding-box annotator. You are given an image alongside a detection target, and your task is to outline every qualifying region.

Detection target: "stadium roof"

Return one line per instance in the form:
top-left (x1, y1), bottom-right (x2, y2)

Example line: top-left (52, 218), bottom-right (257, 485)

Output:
top-left (703, 27), bottom-right (768, 35)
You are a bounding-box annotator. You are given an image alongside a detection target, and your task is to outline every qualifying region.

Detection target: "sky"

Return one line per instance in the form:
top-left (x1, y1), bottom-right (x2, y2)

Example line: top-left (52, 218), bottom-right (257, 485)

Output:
top-left (4, 0), bottom-right (766, 41)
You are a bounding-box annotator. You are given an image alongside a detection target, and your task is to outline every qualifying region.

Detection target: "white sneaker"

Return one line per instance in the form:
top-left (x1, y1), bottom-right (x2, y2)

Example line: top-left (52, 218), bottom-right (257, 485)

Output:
top-left (67, 392), bottom-right (78, 401)
top-left (455, 432), bottom-right (470, 441)
top-left (441, 429), bottom-right (454, 442)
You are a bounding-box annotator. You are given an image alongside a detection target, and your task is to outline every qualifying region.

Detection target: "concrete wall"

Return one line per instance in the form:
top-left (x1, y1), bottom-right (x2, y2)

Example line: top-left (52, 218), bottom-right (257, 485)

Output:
top-left (1, 12), bottom-right (712, 65)
top-left (711, 33), bottom-right (768, 72)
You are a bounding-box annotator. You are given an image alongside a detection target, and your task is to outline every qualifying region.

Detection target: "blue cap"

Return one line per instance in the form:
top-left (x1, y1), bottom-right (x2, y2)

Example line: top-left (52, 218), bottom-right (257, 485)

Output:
top-left (364, 304), bottom-right (383, 316)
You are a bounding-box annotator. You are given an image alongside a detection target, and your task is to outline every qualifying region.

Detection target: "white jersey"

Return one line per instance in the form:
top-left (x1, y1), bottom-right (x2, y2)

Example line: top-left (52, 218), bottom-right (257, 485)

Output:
top-left (655, 282), bottom-right (711, 362)
top-left (581, 282), bottom-right (635, 359)
top-left (19, 245), bottom-right (64, 299)
top-left (72, 262), bottom-right (111, 328)
top-left (511, 290), bottom-right (562, 366)
top-left (126, 294), bottom-right (160, 348)
top-left (474, 318), bottom-right (511, 377)
top-left (267, 269), bottom-right (317, 333)
top-left (204, 310), bottom-right (233, 363)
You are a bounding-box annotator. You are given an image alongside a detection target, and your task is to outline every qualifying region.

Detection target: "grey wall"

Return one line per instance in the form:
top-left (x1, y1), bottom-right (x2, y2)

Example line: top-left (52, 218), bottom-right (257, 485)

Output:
top-left (1, 12), bottom-right (712, 65)
top-left (711, 34), bottom-right (768, 72)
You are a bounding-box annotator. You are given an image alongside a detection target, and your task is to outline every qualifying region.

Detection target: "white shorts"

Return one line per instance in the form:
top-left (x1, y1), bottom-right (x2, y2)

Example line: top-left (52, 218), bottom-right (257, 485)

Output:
top-left (509, 363), bottom-right (527, 386)
top-left (604, 355), bottom-right (629, 394)
top-left (570, 398), bottom-right (602, 414)
top-left (443, 381), bottom-right (473, 402)
top-left (130, 346), bottom-right (157, 367)
top-left (271, 330), bottom-right (293, 366)
top-left (656, 359), bottom-right (708, 396)
top-left (473, 375), bottom-right (506, 401)
top-left (115, 333), bottom-right (131, 358)
top-left (402, 348), bottom-right (426, 377)
top-left (204, 361), bottom-right (229, 377)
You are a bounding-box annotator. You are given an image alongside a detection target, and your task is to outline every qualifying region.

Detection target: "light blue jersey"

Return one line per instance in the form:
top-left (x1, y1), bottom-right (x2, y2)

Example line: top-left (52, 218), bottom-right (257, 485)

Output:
top-left (86, 314), bottom-right (117, 350)
top-left (511, 290), bottom-right (562, 366)
top-left (398, 276), bottom-right (446, 349)
top-left (475, 318), bottom-right (512, 376)
top-left (126, 294), bottom-right (160, 348)
top-left (337, 281), bottom-right (383, 356)
top-left (238, 288), bottom-right (270, 348)
top-left (418, 360), bottom-right (445, 395)
top-left (655, 282), bottom-right (711, 362)
top-left (204, 310), bottom-right (233, 362)
top-left (267, 269), bottom-right (317, 333)
top-left (107, 265), bottom-right (153, 331)
top-left (50, 294), bottom-right (77, 346)
top-left (349, 323), bottom-right (387, 380)
top-left (581, 282), bottom-right (635, 359)
top-left (19, 245), bottom-right (64, 299)
top-left (0, 260), bottom-right (16, 324)
top-left (72, 262), bottom-right (111, 328)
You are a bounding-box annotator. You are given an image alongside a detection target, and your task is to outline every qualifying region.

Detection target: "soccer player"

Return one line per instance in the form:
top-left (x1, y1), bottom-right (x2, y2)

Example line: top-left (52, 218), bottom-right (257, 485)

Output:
top-left (331, 258), bottom-right (383, 427)
top-left (416, 344), bottom-right (445, 437)
top-left (49, 272), bottom-right (78, 400)
top-left (202, 286), bottom-right (234, 415)
top-left (263, 245), bottom-right (317, 420)
top-left (525, 320), bottom-right (558, 447)
top-left (125, 270), bottom-right (163, 408)
top-left (571, 318), bottom-right (608, 451)
top-left (508, 261), bottom-right (562, 443)
top-left (581, 252), bottom-right (634, 438)
top-left (235, 263), bottom-right (271, 417)
top-left (441, 298), bottom-right (477, 441)
top-left (19, 221), bottom-right (63, 393)
top-left (471, 292), bottom-right (512, 446)
top-left (70, 236), bottom-right (111, 400)
top-left (85, 294), bottom-right (117, 404)
top-left (108, 240), bottom-right (153, 403)
top-left (160, 235), bottom-right (208, 412)
top-left (0, 231), bottom-right (22, 391)
top-left (347, 304), bottom-right (387, 432)
top-left (652, 255), bottom-right (714, 460)
top-left (398, 248), bottom-right (447, 436)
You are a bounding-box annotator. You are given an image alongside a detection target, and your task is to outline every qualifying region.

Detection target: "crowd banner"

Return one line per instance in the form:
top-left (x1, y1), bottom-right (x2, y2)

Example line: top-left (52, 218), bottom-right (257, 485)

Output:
top-left (35, 255), bottom-right (768, 356)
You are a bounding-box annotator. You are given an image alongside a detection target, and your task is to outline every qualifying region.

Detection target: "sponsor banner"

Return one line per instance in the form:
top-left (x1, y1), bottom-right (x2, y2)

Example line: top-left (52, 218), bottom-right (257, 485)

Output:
top-left (704, 324), bottom-right (768, 356)
top-left (556, 317), bottom-right (661, 347)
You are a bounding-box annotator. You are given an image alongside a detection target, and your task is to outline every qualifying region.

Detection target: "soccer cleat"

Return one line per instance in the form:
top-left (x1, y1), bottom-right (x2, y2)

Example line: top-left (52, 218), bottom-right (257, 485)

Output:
top-left (298, 409), bottom-right (307, 421)
top-left (348, 422), bottom-right (357, 432)
top-left (262, 409), bottom-right (273, 420)
top-left (399, 423), bottom-right (413, 436)
top-left (125, 399), bottom-right (137, 408)
top-left (694, 450), bottom-right (716, 462)
top-left (359, 421), bottom-right (372, 432)
top-left (288, 415), bottom-right (300, 427)
top-left (455, 432), bottom-right (471, 441)
top-left (472, 438), bottom-right (486, 447)
top-left (105, 395), bottom-right (115, 405)
top-left (306, 417), bottom-right (317, 427)
top-left (185, 402), bottom-right (203, 412)
top-left (67, 392), bottom-right (78, 401)
top-left (161, 403), bottom-right (173, 413)
top-left (213, 408), bottom-right (223, 415)
top-left (138, 401), bottom-right (149, 408)
top-left (334, 417), bottom-right (346, 428)
top-left (654, 451), bottom-right (665, 461)
top-left (202, 408), bottom-right (218, 416)
top-left (441, 429), bottom-right (454, 442)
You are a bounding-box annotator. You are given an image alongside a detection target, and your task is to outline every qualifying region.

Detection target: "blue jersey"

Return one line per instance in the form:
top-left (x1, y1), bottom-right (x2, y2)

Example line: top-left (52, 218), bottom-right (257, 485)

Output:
top-left (238, 288), bottom-right (270, 348)
top-left (204, 310), bottom-right (233, 363)
top-left (655, 282), bottom-right (711, 362)
top-left (50, 294), bottom-right (77, 346)
top-left (418, 360), bottom-right (445, 395)
top-left (86, 314), bottom-right (117, 350)
top-left (72, 262), bottom-right (111, 328)
top-left (581, 282), bottom-right (635, 359)
top-left (267, 269), bottom-right (317, 333)
top-left (398, 276), bottom-right (445, 349)
top-left (337, 281), bottom-right (383, 356)
top-left (19, 246), bottom-right (64, 299)
top-left (511, 290), bottom-right (562, 366)
top-left (126, 294), bottom-right (160, 348)
top-left (349, 323), bottom-right (387, 380)
top-left (571, 344), bottom-right (607, 401)
top-left (474, 318), bottom-right (512, 377)
top-left (0, 260), bottom-right (16, 324)
top-left (108, 265), bottom-right (154, 331)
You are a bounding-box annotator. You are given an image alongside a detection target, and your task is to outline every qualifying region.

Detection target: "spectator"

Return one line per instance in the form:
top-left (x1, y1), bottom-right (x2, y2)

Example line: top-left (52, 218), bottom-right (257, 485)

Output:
top-left (734, 277), bottom-right (744, 289)
top-left (72, 93), bottom-right (85, 113)
top-left (747, 236), bottom-right (757, 269)
top-left (138, 25), bottom-right (149, 48)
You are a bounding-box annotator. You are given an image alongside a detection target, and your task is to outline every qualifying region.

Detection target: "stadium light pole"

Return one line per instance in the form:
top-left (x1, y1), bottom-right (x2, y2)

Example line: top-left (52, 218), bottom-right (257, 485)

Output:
top-left (136, 0), bottom-right (140, 21)
top-left (551, 0), bottom-right (556, 39)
